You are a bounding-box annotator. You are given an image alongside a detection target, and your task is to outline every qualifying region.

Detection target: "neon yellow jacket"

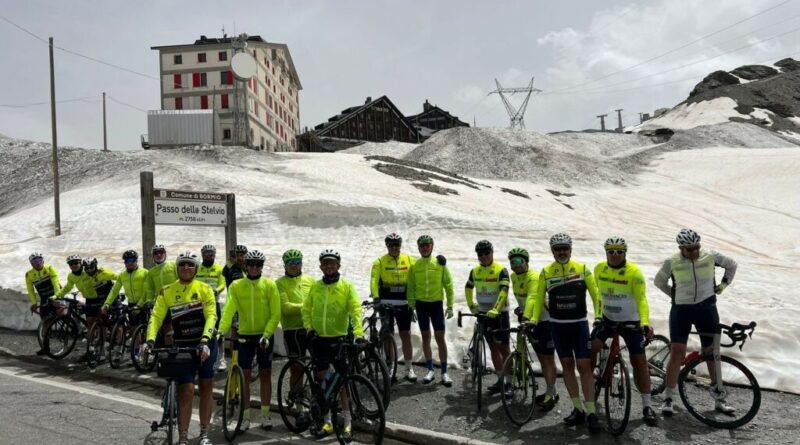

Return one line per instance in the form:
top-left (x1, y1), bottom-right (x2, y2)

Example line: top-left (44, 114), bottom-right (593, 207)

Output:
top-left (370, 253), bottom-right (415, 302)
top-left (511, 269), bottom-right (549, 321)
top-left (465, 262), bottom-right (510, 312)
top-left (25, 265), bottom-right (61, 304)
top-left (196, 263), bottom-right (226, 298)
top-left (277, 274), bottom-right (315, 330)
top-left (219, 276), bottom-right (281, 338)
top-left (302, 277), bottom-right (364, 338)
top-left (146, 261), bottom-right (178, 301)
top-left (55, 267), bottom-right (116, 301)
top-left (407, 256), bottom-right (454, 309)
top-left (146, 279), bottom-right (217, 343)
top-left (594, 261), bottom-right (649, 325)
top-left (532, 259), bottom-right (601, 323)
top-left (105, 267), bottom-right (149, 307)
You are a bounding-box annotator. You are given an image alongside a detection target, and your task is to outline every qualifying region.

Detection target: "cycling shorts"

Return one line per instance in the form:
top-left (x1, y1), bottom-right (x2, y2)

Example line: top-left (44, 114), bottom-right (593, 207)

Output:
top-left (416, 301), bottom-right (445, 332)
top-left (283, 328), bottom-right (308, 358)
top-left (531, 321), bottom-right (555, 355)
top-left (551, 320), bottom-right (591, 360)
top-left (384, 305), bottom-right (414, 332)
top-left (237, 334), bottom-right (274, 370)
top-left (669, 295), bottom-right (719, 347)
top-left (311, 335), bottom-right (345, 372)
top-left (484, 312), bottom-right (510, 345)
top-left (175, 341), bottom-right (218, 385)
top-left (592, 318), bottom-right (645, 355)
top-left (83, 299), bottom-right (103, 318)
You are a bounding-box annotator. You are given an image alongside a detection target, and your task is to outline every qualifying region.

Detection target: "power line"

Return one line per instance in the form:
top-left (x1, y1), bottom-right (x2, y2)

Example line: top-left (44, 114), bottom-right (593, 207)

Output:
top-left (545, 0), bottom-right (795, 94)
top-left (0, 14), bottom-right (158, 81)
top-left (0, 96), bottom-right (100, 108)
top-left (107, 95), bottom-right (148, 113)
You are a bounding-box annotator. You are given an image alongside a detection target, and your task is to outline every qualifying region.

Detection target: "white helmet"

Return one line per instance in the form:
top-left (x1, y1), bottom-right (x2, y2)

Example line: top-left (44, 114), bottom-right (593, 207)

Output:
top-left (550, 233), bottom-right (572, 247)
top-left (604, 236), bottom-right (627, 251)
top-left (676, 229), bottom-right (701, 246)
top-left (176, 251), bottom-right (200, 267)
top-left (152, 243), bottom-right (166, 253)
top-left (319, 249), bottom-right (341, 262)
top-left (29, 252), bottom-right (44, 262)
top-left (201, 244), bottom-right (216, 254)
top-left (244, 249), bottom-right (266, 263)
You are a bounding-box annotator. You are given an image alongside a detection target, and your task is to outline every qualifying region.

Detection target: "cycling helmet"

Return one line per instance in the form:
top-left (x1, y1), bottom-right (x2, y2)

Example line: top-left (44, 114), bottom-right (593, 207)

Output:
top-left (549, 233), bottom-right (572, 247)
top-left (66, 254), bottom-right (82, 265)
top-left (245, 249), bottom-right (266, 263)
top-left (234, 244), bottom-right (248, 254)
top-left (151, 243), bottom-right (166, 253)
top-left (29, 252), bottom-right (43, 262)
top-left (282, 249), bottom-right (303, 263)
top-left (604, 237), bottom-right (627, 251)
top-left (201, 244), bottom-right (217, 254)
top-left (319, 249), bottom-right (341, 262)
top-left (507, 247), bottom-right (529, 261)
top-left (82, 257), bottom-right (98, 269)
top-left (122, 250), bottom-right (138, 261)
top-left (676, 228), bottom-right (701, 246)
top-left (385, 233), bottom-right (402, 245)
top-left (417, 235), bottom-right (434, 245)
top-left (176, 251), bottom-right (200, 267)
top-left (475, 240), bottom-right (493, 253)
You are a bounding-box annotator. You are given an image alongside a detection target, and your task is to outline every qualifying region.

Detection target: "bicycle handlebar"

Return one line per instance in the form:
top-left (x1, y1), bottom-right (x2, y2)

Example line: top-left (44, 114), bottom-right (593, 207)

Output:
top-left (719, 321), bottom-right (757, 350)
top-left (457, 310), bottom-right (488, 328)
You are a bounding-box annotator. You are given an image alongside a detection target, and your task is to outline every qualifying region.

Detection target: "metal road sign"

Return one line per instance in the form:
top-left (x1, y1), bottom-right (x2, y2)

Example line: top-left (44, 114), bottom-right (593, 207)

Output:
top-left (153, 188), bottom-right (228, 226)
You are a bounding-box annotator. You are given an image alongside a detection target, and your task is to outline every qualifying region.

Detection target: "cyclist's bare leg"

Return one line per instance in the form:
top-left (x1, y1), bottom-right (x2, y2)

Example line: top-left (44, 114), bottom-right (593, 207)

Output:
top-left (630, 353), bottom-right (651, 394)
top-left (179, 382), bottom-right (194, 434)
top-left (560, 357), bottom-right (580, 398)
top-left (243, 369), bottom-right (253, 413)
top-left (590, 338), bottom-right (603, 370)
top-left (259, 368), bottom-right (272, 415)
top-left (490, 342), bottom-right (510, 375)
top-left (666, 342), bottom-right (687, 389)
top-left (198, 377), bottom-right (214, 429)
top-left (576, 358), bottom-right (594, 402)
top-left (536, 352), bottom-right (557, 387)
top-left (399, 330), bottom-right (413, 363)
top-left (421, 330), bottom-right (432, 361)
top-left (434, 330), bottom-right (448, 365)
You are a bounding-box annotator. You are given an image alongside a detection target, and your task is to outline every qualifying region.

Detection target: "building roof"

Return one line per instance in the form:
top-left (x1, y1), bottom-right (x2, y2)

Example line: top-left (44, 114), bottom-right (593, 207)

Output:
top-left (406, 103), bottom-right (469, 126)
top-left (313, 95), bottom-right (419, 138)
top-left (151, 35), bottom-right (302, 89)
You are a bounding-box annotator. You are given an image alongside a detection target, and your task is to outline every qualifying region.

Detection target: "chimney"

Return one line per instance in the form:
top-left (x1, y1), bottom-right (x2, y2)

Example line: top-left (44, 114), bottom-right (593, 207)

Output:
top-left (365, 96), bottom-right (372, 104)
top-left (423, 99), bottom-right (432, 112)
top-left (200, 35), bottom-right (207, 41)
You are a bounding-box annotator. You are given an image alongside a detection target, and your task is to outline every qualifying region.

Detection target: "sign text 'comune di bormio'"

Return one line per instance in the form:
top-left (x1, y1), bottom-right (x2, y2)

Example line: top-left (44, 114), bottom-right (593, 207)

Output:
top-left (153, 189), bottom-right (227, 226)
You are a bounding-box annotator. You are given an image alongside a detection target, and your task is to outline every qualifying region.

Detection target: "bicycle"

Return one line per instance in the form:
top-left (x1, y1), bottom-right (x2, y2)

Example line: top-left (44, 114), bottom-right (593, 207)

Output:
top-left (645, 333), bottom-right (671, 396)
top-left (219, 336), bottom-right (248, 441)
top-left (107, 299), bottom-right (148, 369)
top-left (361, 301), bottom-right (399, 383)
top-left (86, 296), bottom-right (127, 368)
top-left (495, 324), bottom-right (540, 425)
top-left (458, 311), bottom-right (491, 412)
top-left (148, 346), bottom-right (199, 445)
top-left (34, 303), bottom-right (58, 351)
top-left (591, 321), bottom-right (642, 436)
top-left (129, 303), bottom-right (156, 373)
top-left (42, 293), bottom-right (87, 360)
top-left (277, 337), bottom-right (386, 444)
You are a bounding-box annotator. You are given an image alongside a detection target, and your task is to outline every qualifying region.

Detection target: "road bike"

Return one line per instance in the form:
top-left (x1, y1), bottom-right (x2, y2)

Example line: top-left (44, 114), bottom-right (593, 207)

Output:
top-left (458, 311), bottom-right (491, 412)
top-left (42, 293), bottom-right (87, 360)
top-left (496, 323), bottom-right (540, 425)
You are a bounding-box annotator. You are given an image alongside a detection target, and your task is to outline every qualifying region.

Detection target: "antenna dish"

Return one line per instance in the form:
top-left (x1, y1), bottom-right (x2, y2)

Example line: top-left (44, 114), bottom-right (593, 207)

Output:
top-left (231, 53), bottom-right (257, 80)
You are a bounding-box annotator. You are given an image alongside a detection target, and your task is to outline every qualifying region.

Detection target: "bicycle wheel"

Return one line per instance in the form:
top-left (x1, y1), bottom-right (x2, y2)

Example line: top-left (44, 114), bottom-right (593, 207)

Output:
top-left (131, 324), bottom-right (156, 373)
top-left (334, 374), bottom-right (386, 445)
top-left (44, 316), bottom-right (79, 360)
top-left (107, 318), bottom-right (128, 369)
top-left (36, 318), bottom-right (49, 350)
top-left (603, 357), bottom-right (632, 436)
top-left (379, 335), bottom-right (398, 383)
top-left (354, 348), bottom-right (391, 413)
top-left (277, 358), bottom-right (314, 434)
top-left (222, 363), bottom-right (246, 441)
top-left (678, 354), bottom-right (760, 429)
top-left (474, 337), bottom-right (485, 411)
top-left (165, 380), bottom-right (178, 445)
top-left (501, 351), bottom-right (536, 425)
top-left (86, 322), bottom-right (105, 368)
top-left (645, 334), bottom-right (670, 396)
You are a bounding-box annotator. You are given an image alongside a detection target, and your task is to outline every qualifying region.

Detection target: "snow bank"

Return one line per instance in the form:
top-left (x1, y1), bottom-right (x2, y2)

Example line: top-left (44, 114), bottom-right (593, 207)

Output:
top-left (338, 141), bottom-right (419, 157)
top-left (636, 97), bottom-right (745, 131)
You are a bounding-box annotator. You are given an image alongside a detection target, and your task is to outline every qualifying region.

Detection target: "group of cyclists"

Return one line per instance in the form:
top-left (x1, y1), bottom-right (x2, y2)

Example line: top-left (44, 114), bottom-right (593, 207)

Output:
top-left (24, 227), bottom-right (738, 443)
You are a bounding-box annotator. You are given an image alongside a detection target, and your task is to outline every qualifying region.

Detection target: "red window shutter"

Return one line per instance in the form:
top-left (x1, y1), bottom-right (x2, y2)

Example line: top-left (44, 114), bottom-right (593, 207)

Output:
top-left (221, 94), bottom-right (229, 109)
top-left (192, 73), bottom-right (200, 87)
top-left (175, 97), bottom-right (183, 109)
top-left (248, 79), bottom-right (253, 90)
top-left (173, 74), bottom-right (182, 89)
top-left (226, 71), bottom-right (233, 85)
top-left (200, 95), bottom-right (208, 109)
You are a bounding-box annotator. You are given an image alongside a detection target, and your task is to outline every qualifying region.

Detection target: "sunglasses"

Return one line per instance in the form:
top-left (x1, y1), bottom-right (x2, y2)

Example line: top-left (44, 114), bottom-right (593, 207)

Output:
top-left (386, 243), bottom-right (401, 248)
top-left (31, 258), bottom-right (44, 264)
top-left (124, 258), bottom-right (138, 264)
top-left (682, 245), bottom-right (701, 252)
top-left (177, 263), bottom-right (196, 268)
top-left (245, 261), bottom-right (264, 268)
top-left (510, 257), bottom-right (526, 266)
top-left (284, 259), bottom-right (302, 266)
top-left (153, 250), bottom-right (166, 255)
top-left (552, 245), bottom-right (571, 252)
top-left (476, 250), bottom-right (492, 257)
top-left (606, 250), bottom-right (626, 255)
top-left (418, 243), bottom-right (433, 248)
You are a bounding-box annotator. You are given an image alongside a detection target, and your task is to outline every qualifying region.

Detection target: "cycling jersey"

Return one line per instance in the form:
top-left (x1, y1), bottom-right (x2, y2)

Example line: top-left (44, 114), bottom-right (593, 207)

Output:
top-left (146, 261), bottom-right (178, 301)
top-left (302, 276), bottom-right (364, 338)
top-left (511, 269), bottom-right (550, 322)
top-left (25, 264), bottom-right (60, 305)
top-left (56, 267), bottom-right (116, 301)
top-left (219, 276), bottom-right (281, 338)
top-left (594, 260), bottom-right (649, 325)
top-left (654, 248), bottom-right (737, 305)
top-left (105, 267), bottom-right (149, 307)
top-left (146, 279), bottom-right (216, 344)
top-left (277, 274), bottom-right (315, 330)
top-left (531, 259), bottom-right (601, 323)
top-left (407, 256), bottom-right (454, 309)
top-left (370, 253), bottom-right (415, 305)
top-left (196, 263), bottom-right (226, 300)
top-left (222, 263), bottom-right (245, 289)
top-left (465, 262), bottom-right (510, 313)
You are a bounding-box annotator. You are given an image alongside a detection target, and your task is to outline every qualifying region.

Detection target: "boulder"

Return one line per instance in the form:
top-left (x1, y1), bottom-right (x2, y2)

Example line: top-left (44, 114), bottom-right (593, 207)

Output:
top-left (774, 58), bottom-right (800, 73)
top-left (689, 70), bottom-right (740, 97)
top-left (730, 64), bottom-right (779, 81)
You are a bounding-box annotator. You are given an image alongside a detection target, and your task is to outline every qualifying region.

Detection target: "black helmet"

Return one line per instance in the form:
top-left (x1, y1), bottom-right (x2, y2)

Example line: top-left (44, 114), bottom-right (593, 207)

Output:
top-left (475, 240), bottom-right (493, 253)
top-left (122, 250), bottom-right (138, 261)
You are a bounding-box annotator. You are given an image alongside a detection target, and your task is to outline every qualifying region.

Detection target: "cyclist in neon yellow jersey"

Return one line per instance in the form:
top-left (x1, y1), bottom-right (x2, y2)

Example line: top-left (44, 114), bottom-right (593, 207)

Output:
top-left (146, 244), bottom-right (177, 301)
top-left (25, 252), bottom-right (60, 355)
top-left (196, 244), bottom-right (227, 371)
top-left (102, 250), bottom-right (149, 326)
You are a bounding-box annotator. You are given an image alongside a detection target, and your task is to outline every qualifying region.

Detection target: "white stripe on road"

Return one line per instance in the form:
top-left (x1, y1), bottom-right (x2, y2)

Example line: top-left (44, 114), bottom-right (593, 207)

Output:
top-left (0, 365), bottom-right (200, 422)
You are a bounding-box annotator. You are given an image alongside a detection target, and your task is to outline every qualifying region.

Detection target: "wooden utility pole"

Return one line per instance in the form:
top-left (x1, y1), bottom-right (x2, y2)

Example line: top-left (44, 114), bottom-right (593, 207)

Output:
top-left (49, 37), bottom-right (61, 236)
top-left (597, 114), bottom-right (608, 132)
top-left (140, 172), bottom-right (156, 268)
top-left (102, 92), bottom-right (108, 151)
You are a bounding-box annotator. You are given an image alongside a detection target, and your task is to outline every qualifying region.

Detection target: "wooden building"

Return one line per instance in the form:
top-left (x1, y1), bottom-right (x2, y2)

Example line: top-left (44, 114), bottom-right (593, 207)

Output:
top-left (406, 99), bottom-right (469, 137)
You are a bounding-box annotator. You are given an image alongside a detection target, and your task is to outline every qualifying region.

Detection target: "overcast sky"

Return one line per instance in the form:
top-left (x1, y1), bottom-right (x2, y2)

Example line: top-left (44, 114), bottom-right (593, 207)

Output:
top-left (1, 0), bottom-right (799, 150)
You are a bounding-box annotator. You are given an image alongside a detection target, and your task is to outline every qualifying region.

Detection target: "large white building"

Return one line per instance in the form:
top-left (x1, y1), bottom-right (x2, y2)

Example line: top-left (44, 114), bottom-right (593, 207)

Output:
top-left (151, 34), bottom-right (301, 151)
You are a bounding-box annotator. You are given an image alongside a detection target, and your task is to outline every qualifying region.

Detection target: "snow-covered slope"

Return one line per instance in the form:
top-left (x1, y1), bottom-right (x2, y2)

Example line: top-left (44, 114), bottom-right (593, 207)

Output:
top-left (1, 134), bottom-right (799, 393)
